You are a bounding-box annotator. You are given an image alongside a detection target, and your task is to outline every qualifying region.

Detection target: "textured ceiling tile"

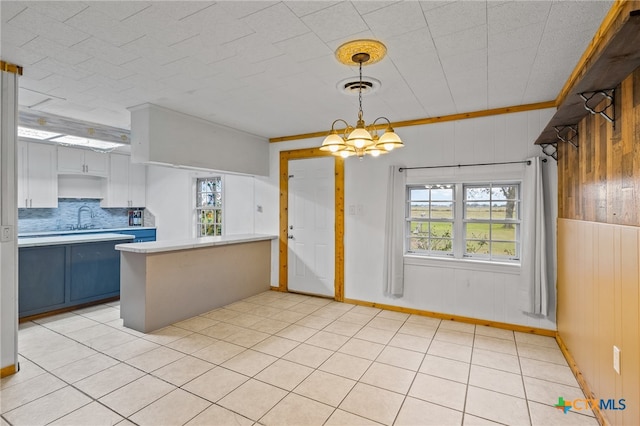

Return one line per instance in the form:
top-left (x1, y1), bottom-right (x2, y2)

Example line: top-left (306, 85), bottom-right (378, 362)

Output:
top-left (171, 35), bottom-right (237, 65)
top-left (544, 1), bottom-right (612, 33)
top-left (302, 2), bottom-right (369, 43)
top-left (160, 56), bottom-right (217, 82)
top-left (434, 24), bottom-right (487, 58)
top-left (362, 1), bottom-right (427, 39)
top-left (0, 45), bottom-right (45, 67)
top-left (488, 1), bottom-right (551, 34)
top-left (72, 37), bottom-right (140, 66)
top-left (241, 2), bottom-right (310, 43)
top-left (1, 1), bottom-right (28, 23)
top-left (77, 58), bottom-right (134, 81)
top-left (18, 1), bottom-right (88, 22)
top-left (20, 65), bottom-right (52, 81)
top-left (423, 1), bottom-right (486, 39)
top-left (122, 35), bottom-right (190, 66)
top-left (218, 1), bottom-right (279, 19)
top-left (440, 49), bottom-right (487, 76)
top-left (119, 3), bottom-right (204, 45)
top-left (489, 49), bottom-right (536, 74)
top-left (275, 32), bottom-right (334, 63)
top-left (385, 27), bottom-right (437, 60)
top-left (197, 18), bottom-right (255, 46)
top-left (353, 1), bottom-right (402, 15)
top-left (65, 6), bottom-right (145, 46)
top-left (286, 1), bottom-right (340, 18)
top-left (224, 33), bottom-right (284, 64)
top-left (120, 72), bottom-right (171, 92)
top-left (8, 7), bottom-right (90, 47)
top-left (488, 23), bottom-right (544, 54)
top-left (34, 57), bottom-right (93, 80)
top-left (87, 1), bottom-right (152, 22)
top-left (0, 21), bottom-right (38, 47)
top-left (21, 36), bottom-right (92, 65)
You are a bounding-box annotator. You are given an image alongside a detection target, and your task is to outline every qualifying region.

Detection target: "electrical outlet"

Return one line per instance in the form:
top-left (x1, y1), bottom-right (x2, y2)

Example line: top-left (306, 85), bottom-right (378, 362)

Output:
top-left (1, 226), bottom-right (12, 242)
top-left (613, 345), bottom-right (620, 374)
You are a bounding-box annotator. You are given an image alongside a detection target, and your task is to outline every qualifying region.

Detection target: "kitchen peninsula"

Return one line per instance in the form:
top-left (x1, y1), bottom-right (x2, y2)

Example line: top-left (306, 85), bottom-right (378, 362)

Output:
top-left (116, 234), bottom-right (276, 333)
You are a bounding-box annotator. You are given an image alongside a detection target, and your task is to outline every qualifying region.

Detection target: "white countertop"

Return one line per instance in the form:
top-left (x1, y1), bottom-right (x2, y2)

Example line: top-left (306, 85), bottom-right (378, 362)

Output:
top-left (19, 233), bottom-right (135, 248)
top-left (19, 227), bottom-right (156, 238)
top-left (115, 234), bottom-right (277, 254)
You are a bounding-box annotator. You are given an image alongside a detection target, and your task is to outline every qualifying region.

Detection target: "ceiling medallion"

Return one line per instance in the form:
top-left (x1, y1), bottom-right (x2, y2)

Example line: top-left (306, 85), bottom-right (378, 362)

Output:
top-left (335, 39), bottom-right (387, 66)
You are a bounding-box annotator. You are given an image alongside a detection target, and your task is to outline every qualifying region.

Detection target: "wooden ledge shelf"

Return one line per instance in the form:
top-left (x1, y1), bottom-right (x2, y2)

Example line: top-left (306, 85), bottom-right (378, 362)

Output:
top-left (535, 9), bottom-right (640, 145)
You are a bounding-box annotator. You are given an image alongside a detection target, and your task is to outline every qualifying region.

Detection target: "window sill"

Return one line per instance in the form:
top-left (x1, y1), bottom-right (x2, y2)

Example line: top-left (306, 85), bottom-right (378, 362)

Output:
top-left (404, 254), bottom-right (521, 275)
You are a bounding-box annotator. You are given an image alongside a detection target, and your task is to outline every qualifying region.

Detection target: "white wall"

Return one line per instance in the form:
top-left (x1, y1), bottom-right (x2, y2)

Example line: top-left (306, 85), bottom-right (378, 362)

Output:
top-left (267, 109), bottom-right (558, 330)
top-left (146, 165), bottom-right (259, 241)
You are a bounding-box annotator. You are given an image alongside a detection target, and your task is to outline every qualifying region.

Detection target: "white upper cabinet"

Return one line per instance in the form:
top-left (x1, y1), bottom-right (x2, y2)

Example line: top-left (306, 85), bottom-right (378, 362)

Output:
top-left (101, 153), bottom-right (146, 208)
top-left (18, 141), bottom-right (58, 208)
top-left (57, 146), bottom-right (108, 177)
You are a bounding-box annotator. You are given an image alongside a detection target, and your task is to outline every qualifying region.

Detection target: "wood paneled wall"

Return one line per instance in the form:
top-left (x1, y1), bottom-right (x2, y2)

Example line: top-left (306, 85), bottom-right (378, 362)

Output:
top-left (557, 67), bottom-right (640, 425)
top-left (558, 219), bottom-right (640, 425)
top-left (558, 67), bottom-right (640, 225)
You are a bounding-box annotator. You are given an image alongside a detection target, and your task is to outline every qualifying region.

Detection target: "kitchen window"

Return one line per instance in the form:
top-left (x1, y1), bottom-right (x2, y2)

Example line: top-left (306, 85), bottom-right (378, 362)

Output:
top-left (196, 177), bottom-right (222, 237)
top-left (406, 182), bottom-right (521, 262)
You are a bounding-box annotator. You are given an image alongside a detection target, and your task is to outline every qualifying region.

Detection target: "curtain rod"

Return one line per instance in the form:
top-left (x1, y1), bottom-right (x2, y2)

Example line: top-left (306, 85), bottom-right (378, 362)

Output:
top-left (399, 158), bottom-right (546, 172)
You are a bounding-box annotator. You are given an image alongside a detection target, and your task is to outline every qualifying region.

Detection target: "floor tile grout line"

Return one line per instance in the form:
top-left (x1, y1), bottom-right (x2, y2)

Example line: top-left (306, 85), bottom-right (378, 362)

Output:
top-left (6, 347), bottom-right (140, 426)
top-left (11, 293), bottom-right (570, 426)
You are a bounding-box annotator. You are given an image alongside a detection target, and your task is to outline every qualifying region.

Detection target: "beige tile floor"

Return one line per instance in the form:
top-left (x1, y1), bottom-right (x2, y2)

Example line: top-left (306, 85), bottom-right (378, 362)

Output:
top-left (1, 291), bottom-right (597, 426)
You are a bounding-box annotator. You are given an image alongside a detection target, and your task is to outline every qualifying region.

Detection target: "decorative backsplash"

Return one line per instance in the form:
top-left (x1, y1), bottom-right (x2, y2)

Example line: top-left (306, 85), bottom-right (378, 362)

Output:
top-left (18, 198), bottom-right (132, 233)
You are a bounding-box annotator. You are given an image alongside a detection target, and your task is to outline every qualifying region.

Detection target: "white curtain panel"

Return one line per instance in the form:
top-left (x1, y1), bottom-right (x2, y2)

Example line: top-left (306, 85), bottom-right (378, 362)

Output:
top-left (521, 157), bottom-right (548, 315)
top-left (383, 165), bottom-right (406, 296)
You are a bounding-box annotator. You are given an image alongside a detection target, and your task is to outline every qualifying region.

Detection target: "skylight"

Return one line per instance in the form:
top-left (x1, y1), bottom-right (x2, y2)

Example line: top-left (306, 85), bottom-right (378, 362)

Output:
top-left (17, 126), bottom-right (124, 151)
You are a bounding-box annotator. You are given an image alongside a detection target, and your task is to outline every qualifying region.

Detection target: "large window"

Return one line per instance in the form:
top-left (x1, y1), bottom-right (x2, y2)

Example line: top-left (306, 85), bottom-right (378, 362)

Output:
top-left (196, 177), bottom-right (222, 237)
top-left (406, 182), bottom-right (521, 262)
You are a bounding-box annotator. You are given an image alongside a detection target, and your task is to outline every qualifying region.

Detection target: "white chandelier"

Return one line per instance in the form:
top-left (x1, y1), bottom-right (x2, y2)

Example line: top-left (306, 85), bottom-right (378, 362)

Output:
top-left (320, 40), bottom-right (403, 159)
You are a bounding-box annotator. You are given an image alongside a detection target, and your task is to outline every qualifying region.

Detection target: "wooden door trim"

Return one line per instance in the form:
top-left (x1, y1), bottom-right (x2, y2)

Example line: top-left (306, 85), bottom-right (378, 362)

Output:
top-left (279, 148), bottom-right (344, 301)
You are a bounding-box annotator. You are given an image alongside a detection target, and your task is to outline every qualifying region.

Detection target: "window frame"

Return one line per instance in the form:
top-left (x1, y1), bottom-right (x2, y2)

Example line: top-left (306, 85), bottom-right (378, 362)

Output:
top-left (406, 184), bottom-right (455, 256)
top-left (405, 181), bottom-right (522, 265)
top-left (195, 176), bottom-right (223, 237)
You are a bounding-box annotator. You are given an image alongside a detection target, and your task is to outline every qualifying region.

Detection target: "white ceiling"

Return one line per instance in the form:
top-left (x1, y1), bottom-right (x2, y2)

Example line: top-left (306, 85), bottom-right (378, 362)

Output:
top-left (1, 1), bottom-right (612, 139)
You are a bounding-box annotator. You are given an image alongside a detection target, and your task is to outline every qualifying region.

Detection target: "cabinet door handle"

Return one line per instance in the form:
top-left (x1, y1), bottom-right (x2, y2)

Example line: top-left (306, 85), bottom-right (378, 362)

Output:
top-left (25, 198), bottom-right (28, 208)
top-left (29, 199), bottom-right (32, 208)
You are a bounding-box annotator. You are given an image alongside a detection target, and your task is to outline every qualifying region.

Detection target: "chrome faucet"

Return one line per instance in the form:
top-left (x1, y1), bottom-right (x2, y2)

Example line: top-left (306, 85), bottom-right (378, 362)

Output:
top-left (77, 205), bottom-right (94, 229)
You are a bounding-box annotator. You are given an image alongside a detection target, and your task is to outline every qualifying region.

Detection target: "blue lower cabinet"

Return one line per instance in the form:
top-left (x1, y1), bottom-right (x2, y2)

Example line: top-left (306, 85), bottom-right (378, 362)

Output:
top-left (18, 246), bottom-right (67, 315)
top-left (70, 241), bottom-right (122, 303)
top-left (18, 238), bottom-right (132, 318)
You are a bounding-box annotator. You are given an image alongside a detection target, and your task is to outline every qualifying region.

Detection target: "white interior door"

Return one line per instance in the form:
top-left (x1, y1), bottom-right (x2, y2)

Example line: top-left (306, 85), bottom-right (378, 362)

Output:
top-left (287, 157), bottom-right (335, 297)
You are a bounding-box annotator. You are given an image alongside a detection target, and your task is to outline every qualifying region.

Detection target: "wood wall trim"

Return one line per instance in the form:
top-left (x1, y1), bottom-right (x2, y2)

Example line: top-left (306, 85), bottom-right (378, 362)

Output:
top-left (269, 101), bottom-right (555, 143)
top-left (0, 364), bottom-right (17, 378)
top-left (556, 333), bottom-right (610, 426)
top-left (279, 148), bottom-right (345, 301)
top-left (555, 1), bottom-right (639, 107)
top-left (343, 298), bottom-right (556, 337)
top-left (0, 60), bottom-right (23, 75)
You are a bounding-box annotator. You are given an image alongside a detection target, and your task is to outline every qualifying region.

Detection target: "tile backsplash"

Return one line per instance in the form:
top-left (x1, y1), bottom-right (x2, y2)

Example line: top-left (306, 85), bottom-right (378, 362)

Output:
top-left (18, 198), bottom-right (132, 233)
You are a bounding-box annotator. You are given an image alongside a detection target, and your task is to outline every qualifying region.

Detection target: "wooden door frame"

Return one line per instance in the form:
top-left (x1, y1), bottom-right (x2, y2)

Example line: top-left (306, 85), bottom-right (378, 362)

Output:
top-left (279, 148), bottom-right (344, 301)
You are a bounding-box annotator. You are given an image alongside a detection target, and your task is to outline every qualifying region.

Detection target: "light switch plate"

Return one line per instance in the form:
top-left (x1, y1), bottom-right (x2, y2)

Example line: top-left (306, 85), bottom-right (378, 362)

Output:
top-left (1, 226), bottom-right (12, 242)
top-left (613, 345), bottom-right (620, 374)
